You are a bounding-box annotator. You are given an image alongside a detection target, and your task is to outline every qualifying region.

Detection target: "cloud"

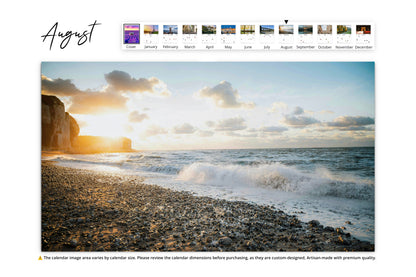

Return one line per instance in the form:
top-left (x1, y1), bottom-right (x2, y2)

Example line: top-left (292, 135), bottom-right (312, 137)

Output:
top-left (128, 110), bottom-right (149, 123)
top-left (268, 102), bottom-right (288, 113)
top-left (41, 75), bottom-right (81, 96)
top-left (292, 106), bottom-right (304, 115)
top-left (278, 106), bottom-right (321, 128)
top-left (304, 109), bottom-right (335, 116)
top-left (282, 115), bottom-right (321, 128)
top-left (345, 126), bottom-right (373, 131)
top-left (68, 89), bottom-right (128, 114)
top-left (223, 125), bottom-right (288, 138)
top-left (259, 126), bottom-right (289, 133)
top-left (326, 116), bottom-right (374, 127)
top-left (41, 71), bottom-right (170, 114)
top-left (104, 70), bottom-right (170, 96)
top-left (197, 130), bottom-right (215, 137)
top-left (325, 116), bottom-right (375, 131)
top-left (206, 121), bottom-right (215, 128)
top-left (195, 81), bottom-right (255, 109)
top-left (319, 110), bottom-right (335, 115)
top-left (173, 123), bottom-right (197, 134)
top-left (225, 131), bottom-right (258, 137)
top-left (142, 125), bottom-right (168, 137)
top-left (210, 116), bottom-right (247, 131)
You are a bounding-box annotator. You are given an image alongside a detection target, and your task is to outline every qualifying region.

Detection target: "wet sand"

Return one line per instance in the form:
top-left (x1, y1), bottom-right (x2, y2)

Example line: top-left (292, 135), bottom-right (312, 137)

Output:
top-left (41, 162), bottom-right (374, 252)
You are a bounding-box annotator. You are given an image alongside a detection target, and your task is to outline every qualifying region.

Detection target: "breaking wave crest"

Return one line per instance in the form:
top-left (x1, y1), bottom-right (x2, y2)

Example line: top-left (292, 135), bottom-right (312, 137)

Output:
top-left (178, 162), bottom-right (374, 200)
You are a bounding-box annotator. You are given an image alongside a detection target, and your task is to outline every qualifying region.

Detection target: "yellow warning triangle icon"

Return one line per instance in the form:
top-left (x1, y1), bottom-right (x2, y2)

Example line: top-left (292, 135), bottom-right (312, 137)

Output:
top-left (38, 256), bottom-right (42, 260)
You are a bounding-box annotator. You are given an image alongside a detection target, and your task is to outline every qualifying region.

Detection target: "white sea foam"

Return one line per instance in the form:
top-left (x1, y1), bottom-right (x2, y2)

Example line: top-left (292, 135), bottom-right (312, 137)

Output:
top-left (178, 162), bottom-right (374, 200)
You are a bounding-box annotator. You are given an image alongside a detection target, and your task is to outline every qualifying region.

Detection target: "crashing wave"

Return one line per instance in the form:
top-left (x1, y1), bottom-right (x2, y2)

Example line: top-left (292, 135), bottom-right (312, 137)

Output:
top-left (178, 162), bottom-right (374, 200)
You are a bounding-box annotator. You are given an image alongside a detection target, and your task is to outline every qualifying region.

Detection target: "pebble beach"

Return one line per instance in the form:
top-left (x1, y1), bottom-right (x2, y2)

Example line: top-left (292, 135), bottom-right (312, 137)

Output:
top-left (41, 161), bottom-right (374, 252)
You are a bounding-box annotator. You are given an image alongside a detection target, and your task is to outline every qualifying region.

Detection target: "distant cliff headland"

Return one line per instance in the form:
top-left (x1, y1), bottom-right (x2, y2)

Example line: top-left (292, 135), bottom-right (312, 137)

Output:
top-left (42, 95), bottom-right (133, 153)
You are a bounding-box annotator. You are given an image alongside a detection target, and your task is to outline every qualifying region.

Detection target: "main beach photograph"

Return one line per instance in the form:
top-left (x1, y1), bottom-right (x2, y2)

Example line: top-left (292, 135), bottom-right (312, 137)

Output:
top-left (41, 62), bottom-right (375, 251)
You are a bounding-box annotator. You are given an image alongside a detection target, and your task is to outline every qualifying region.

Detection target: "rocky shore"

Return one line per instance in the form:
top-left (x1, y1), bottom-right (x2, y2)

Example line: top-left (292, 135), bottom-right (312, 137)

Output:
top-left (41, 162), bottom-right (374, 252)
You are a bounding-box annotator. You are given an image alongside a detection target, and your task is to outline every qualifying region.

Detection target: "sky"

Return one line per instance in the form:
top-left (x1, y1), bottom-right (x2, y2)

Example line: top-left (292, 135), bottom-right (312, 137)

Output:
top-left (41, 62), bottom-right (375, 150)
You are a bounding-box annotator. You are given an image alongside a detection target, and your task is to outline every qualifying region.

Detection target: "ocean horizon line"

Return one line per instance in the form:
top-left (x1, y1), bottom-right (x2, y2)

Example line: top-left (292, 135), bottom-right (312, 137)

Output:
top-left (128, 145), bottom-right (375, 152)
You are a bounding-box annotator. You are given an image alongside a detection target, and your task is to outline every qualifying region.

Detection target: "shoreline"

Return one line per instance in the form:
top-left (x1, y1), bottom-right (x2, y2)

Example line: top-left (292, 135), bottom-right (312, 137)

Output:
top-left (42, 150), bottom-right (140, 157)
top-left (41, 161), bottom-right (374, 252)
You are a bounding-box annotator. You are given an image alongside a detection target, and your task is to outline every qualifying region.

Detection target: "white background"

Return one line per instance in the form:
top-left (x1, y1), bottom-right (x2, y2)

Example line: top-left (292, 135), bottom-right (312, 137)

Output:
top-left (1, 0), bottom-right (415, 276)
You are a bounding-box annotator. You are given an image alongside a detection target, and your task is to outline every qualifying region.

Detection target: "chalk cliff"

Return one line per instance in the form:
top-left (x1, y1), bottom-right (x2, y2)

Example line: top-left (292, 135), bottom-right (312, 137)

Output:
top-left (42, 94), bottom-right (133, 153)
top-left (42, 95), bottom-right (79, 151)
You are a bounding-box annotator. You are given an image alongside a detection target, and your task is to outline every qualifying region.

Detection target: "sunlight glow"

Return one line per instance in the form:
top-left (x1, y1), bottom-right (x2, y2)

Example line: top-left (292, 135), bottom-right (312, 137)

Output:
top-left (78, 113), bottom-right (129, 138)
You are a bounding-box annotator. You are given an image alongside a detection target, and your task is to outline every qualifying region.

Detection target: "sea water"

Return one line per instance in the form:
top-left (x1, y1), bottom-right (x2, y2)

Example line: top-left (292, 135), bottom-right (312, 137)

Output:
top-left (45, 147), bottom-right (375, 243)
